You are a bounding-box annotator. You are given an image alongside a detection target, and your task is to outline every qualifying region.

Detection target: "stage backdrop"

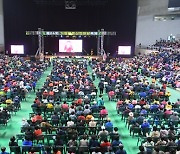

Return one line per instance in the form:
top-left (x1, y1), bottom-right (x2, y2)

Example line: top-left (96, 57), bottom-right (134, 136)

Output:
top-left (3, 0), bottom-right (137, 57)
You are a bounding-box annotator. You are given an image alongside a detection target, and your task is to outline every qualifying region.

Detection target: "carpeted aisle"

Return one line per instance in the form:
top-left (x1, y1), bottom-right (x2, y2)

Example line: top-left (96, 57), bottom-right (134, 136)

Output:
top-left (0, 65), bottom-right (52, 149)
top-left (87, 64), bottom-right (180, 154)
top-left (87, 65), bottom-right (139, 154)
top-left (1, 58), bottom-right (179, 154)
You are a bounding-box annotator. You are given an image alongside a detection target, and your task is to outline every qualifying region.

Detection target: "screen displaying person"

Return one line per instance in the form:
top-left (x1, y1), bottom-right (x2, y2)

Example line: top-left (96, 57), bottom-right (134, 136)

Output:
top-left (64, 41), bottom-right (74, 52)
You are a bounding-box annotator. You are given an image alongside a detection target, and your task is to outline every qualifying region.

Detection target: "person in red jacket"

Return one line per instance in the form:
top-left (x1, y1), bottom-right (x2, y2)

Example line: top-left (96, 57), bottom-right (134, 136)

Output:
top-left (100, 139), bottom-right (111, 147)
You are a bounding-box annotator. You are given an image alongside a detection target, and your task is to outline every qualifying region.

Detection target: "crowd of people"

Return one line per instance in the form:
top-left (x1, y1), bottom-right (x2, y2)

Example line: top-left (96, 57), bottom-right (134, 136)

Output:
top-left (0, 55), bottom-right (50, 126)
top-left (6, 58), bottom-right (127, 154)
top-left (0, 44), bottom-right (179, 154)
top-left (91, 53), bottom-right (180, 153)
top-left (140, 40), bottom-right (180, 89)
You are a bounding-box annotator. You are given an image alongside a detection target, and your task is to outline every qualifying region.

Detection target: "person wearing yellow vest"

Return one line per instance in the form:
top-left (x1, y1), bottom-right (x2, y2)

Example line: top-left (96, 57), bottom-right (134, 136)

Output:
top-left (165, 102), bottom-right (172, 110)
top-left (6, 98), bottom-right (13, 105)
top-left (165, 91), bottom-right (171, 97)
top-left (46, 103), bottom-right (54, 109)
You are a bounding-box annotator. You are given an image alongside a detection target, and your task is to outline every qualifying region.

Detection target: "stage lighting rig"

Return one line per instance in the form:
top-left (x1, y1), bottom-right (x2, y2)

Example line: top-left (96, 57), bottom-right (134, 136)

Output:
top-left (65, 0), bottom-right (76, 9)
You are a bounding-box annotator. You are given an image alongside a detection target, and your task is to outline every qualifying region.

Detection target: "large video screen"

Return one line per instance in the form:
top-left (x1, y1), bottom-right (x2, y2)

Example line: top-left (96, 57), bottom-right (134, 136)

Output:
top-left (118, 46), bottom-right (131, 55)
top-left (11, 45), bottom-right (24, 54)
top-left (59, 40), bottom-right (82, 52)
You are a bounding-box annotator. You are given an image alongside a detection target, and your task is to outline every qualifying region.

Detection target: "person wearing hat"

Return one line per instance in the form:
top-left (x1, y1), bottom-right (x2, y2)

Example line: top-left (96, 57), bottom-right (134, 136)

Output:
top-left (86, 112), bottom-right (94, 121)
top-left (128, 112), bottom-right (134, 124)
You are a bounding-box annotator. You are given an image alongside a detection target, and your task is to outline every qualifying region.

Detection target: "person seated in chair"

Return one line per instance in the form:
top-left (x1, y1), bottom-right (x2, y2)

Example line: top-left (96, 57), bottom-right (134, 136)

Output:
top-left (137, 146), bottom-right (146, 154)
top-left (34, 126), bottom-right (43, 137)
top-left (21, 118), bottom-right (30, 127)
top-left (105, 118), bottom-right (113, 131)
top-left (0, 147), bottom-right (10, 154)
top-left (79, 135), bottom-right (89, 149)
top-left (136, 113), bottom-right (145, 125)
top-left (53, 147), bottom-right (62, 154)
top-left (33, 113), bottom-right (43, 122)
top-left (9, 136), bottom-right (18, 146)
top-left (86, 112), bottom-right (94, 122)
top-left (40, 119), bottom-right (53, 134)
top-left (89, 135), bottom-right (100, 150)
top-left (98, 126), bottom-right (109, 138)
top-left (22, 137), bottom-right (32, 147)
top-left (141, 119), bottom-right (150, 136)
top-left (152, 146), bottom-right (165, 154)
top-left (100, 106), bottom-right (108, 118)
top-left (100, 138), bottom-right (111, 148)
top-left (112, 136), bottom-right (122, 147)
top-left (54, 136), bottom-right (63, 146)
top-left (143, 137), bottom-right (154, 153)
top-left (115, 144), bottom-right (127, 154)
top-left (51, 112), bottom-right (60, 125)
top-left (150, 126), bottom-right (160, 138)
top-left (91, 101), bottom-right (99, 112)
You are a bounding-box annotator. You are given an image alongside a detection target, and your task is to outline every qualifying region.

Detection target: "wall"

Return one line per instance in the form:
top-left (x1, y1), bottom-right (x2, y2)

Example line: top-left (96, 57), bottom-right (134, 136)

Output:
top-left (3, 0), bottom-right (137, 56)
top-left (0, 0), bottom-right (4, 49)
top-left (136, 0), bottom-right (180, 46)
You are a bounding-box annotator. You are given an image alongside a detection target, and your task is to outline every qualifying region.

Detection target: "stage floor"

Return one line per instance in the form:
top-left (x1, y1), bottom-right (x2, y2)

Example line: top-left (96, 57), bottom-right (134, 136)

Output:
top-left (45, 55), bottom-right (100, 58)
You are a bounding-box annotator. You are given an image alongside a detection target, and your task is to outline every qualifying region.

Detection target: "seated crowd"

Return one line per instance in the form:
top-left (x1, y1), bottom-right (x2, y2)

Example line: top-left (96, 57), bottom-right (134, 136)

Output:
top-left (92, 57), bottom-right (180, 154)
top-left (140, 40), bottom-right (180, 89)
top-left (0, 55), bottom-right (50, 126)
top-left (7, 58), bottom-right (127, 154)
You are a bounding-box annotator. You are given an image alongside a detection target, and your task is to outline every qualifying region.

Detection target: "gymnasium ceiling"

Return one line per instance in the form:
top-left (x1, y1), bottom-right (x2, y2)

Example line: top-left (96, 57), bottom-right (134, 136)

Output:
top-left (138, 0), bottom-right (180, 21)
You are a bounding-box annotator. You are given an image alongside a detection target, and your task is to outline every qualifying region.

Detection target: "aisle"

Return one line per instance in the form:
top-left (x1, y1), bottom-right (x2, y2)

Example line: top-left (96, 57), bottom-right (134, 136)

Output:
top-left (87, 65), bottom-right (139, 154)
top-left (0, 65), bottom-right (52, 148)
top-left (87, 64), bottom-right (180, 154)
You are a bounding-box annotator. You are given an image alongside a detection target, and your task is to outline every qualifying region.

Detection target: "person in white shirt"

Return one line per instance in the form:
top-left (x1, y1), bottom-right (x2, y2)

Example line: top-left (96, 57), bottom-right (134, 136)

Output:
top-left (89, 117), bottom-right (97, 127)
top-left (92, 152), bottom-right (102, 154)
top-left (79, 135), bottom-right (88, 147)
top-left (69, 106), bottom-right (75, 114)
top-left (21, 118), bottom-right (29, 127)
top-left (67, 119), bottom-right (74, 127)
top-left (98, 126), bottom-right (108, 137)
top-left (19, 80), bottom-right (24, 88)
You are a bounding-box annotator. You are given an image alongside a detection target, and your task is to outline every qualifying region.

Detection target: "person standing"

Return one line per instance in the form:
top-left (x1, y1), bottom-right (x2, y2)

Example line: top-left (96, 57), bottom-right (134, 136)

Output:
top-left (92, 72), bottom-right (96, 81)
top-left (32, 81), bottom-right (36, 93)
top-left (98, 81), bottom-right (104, 95)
